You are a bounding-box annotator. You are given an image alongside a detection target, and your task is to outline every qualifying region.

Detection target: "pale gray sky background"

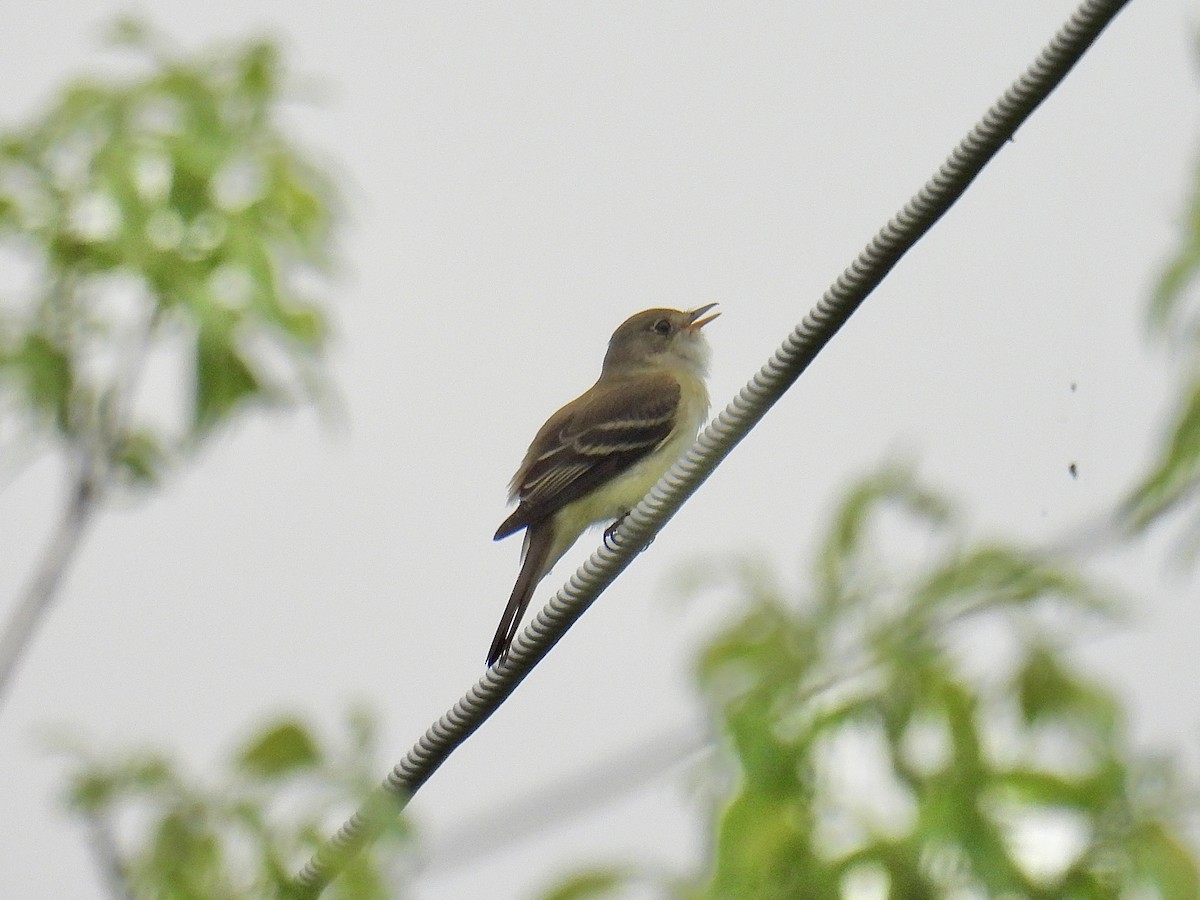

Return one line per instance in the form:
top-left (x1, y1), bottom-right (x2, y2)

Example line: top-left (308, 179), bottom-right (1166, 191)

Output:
top-left (1, 2), bottom-right (1198, 898)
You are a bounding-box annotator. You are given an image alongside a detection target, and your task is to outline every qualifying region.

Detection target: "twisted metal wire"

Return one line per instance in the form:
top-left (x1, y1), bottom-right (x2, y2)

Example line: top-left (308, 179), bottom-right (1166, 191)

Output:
top-left (290, 0), bottom-right (1132, 893)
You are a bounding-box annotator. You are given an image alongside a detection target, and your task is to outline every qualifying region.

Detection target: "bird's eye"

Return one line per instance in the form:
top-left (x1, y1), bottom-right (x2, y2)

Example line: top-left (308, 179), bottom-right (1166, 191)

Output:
top-left (652, 318), bottom-right (671, 336)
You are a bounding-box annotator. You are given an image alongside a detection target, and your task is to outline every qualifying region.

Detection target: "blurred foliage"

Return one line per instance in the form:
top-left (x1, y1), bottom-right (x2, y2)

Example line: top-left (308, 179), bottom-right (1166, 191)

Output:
top-left (537, 870), bottom-right (636, 900)
top-left (538, 470), bottom-right (1199, 900)
top-left (0, 17), bottom-right (336, 492)
top-left (1126, 138), bottom-right (1200, 530)
top-left (62, 707), bottom-right (410, 899)
top-left (685, 471), bottom-right (1197, 900)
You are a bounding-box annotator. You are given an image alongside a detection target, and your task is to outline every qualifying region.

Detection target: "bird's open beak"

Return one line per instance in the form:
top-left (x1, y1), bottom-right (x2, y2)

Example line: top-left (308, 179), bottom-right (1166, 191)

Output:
top-left (686, 302), bottom-right (720, 331)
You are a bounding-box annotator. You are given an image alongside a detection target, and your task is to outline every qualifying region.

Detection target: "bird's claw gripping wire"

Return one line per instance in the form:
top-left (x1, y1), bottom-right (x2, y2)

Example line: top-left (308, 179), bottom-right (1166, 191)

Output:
top-left (602, 514), bottom-right (627, 551)
top-left (603, 514), bottom-right (657, 553)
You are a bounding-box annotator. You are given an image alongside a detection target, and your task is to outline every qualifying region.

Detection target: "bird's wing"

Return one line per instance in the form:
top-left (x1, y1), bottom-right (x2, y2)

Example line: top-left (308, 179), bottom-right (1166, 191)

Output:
top-left (494, 371), bottom-right (681, 539)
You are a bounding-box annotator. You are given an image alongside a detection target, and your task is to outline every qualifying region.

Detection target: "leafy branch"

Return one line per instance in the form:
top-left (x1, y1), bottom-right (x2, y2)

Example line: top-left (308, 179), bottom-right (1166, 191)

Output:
top-left (59, 709), bottom-right (410, 900)
top-left (0, 20), bottom-right (338, 707)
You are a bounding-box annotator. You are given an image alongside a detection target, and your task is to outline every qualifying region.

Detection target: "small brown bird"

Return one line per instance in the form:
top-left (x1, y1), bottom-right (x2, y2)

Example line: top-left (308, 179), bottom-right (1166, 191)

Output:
top-left (488, 305), bottom-right (719, 666)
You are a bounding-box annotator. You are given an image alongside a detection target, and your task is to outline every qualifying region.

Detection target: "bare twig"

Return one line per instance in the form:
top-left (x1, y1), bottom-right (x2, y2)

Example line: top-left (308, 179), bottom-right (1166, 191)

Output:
top-left (0, 303), bottom-right (161, 711)
top-left (0, 466), bottom-right (98, 705)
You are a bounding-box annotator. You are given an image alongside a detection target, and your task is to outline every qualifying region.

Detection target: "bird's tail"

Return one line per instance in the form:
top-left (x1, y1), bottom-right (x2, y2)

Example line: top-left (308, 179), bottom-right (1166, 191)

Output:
top-left (487, 522), bottom-right (556, 666)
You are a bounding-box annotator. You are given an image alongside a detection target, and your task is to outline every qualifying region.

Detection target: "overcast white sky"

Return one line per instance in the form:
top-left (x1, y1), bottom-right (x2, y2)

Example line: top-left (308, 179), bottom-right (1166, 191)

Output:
top-left (2, 2), bottom-right (1199, 898)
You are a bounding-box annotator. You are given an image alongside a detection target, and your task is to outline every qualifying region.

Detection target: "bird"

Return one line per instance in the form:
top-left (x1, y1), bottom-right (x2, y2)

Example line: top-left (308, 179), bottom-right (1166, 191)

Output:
top-left (487, 304), bottom-right (719, 666)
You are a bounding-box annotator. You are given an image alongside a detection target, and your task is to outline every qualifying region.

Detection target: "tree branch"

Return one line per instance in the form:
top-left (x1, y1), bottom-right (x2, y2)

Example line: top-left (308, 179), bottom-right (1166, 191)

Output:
top-left (0, 465), bottom-right (98, 706)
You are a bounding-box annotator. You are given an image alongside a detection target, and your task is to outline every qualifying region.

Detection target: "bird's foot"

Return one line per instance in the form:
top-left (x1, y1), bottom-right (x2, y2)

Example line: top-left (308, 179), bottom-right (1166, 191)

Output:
top-left (603, 514), bottom-right (628, 551)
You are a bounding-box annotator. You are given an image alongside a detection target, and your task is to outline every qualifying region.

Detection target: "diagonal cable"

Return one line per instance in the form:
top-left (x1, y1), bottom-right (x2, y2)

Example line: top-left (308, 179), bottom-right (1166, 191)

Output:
top-left (290, 0), bottom-right (1133, 894)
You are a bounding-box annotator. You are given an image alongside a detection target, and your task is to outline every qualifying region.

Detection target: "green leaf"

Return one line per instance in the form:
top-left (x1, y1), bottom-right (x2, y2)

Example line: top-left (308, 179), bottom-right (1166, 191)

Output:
top-left (113, 428), bottom-right (166, 485)
top-left (327, 853), bottom-right (392, 900)
top-left (538, 869), bottom-right (634, 900)
top-left (8, 333), bottom-right (73, 430)
top-left (66, 755), bottom-right (174, 813)
top-left (1123, 381), bottom-right (1200, 530)
top-left (276, 302), bottom-right (325, 348)
top-left (708, 788), bottom-right (828, 899)
top-left (106, 15), bottom-right (152, 48)
top-left (146, 806), bottom-right (231, 897)
top-left (1017, 646), bottom-right (1072, 724)
top-left (1133, 822), bottom-right (1200, 900)
top-left (194, 329), bottom-right (261, 433)
top-left (1149, 153), bottom-right (1200, 333)
top-left (912, 543), bottom-right (1100, 619)
top-left (808, 467), bottom-right (957, 624)
top-left (1150, 244), bottom-right (1200, 330)
top-left (238, 43), bottom-right (280, 100)
top-left (1014, 643), bottom-right (1118, 741)
top-left (236, 720), bottom-right (322, 777)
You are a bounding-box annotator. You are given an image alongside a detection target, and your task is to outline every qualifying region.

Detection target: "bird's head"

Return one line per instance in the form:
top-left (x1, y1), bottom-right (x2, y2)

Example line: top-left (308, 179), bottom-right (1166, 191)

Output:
top-left (601, 303), bottom-right (719, 376)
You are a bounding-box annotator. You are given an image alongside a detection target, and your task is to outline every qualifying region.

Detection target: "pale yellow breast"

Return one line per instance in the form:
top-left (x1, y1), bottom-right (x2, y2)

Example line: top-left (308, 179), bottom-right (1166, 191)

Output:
top-left (566, 367), bottom-right (710, 528)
